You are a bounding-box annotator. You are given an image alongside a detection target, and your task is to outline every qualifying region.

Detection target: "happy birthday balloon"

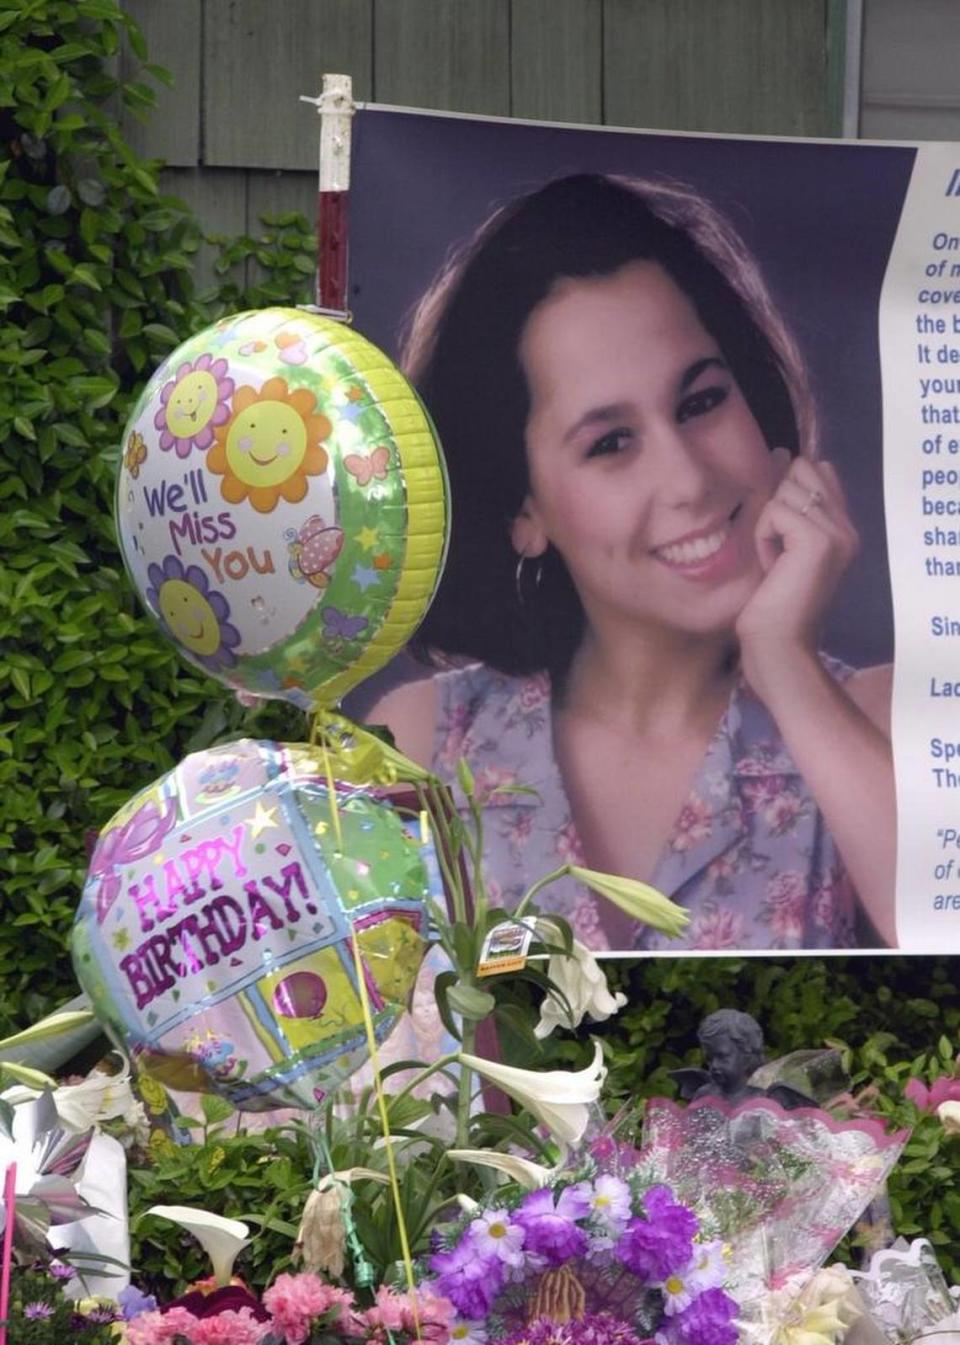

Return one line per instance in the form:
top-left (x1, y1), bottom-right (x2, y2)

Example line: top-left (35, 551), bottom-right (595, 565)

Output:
top-left (117, 309), bottom-right (449, 708)
top-left (71, 740), bottom-right (440, 1110)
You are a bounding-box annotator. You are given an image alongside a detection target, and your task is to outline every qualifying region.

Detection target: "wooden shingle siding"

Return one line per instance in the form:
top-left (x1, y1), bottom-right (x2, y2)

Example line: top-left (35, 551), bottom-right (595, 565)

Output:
top-left (119, 1), bottom-right (859, 260)
top-left (603, 0), bottom-right (839, 138)
top-left (510, 0), bottom-right (602, 125)
top-left (204, 0), bottom-right (373, 169)
top-left (120, 0), bottom-right (201, 166)
top-left (373, 0), bottom-right (510, 116)
top-left (861, 0), bottom-right (960, 141)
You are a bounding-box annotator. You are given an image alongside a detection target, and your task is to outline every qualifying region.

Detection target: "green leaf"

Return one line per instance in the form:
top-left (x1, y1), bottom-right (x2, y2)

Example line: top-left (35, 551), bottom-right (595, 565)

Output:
top-left (200, 1094), bottom-right (236, 1126)
top-left (433, 970), bottom-right (462, 1044)
top-left (446, 983), bottom-right (496, 1021)
top-left (71, 262), bottom-right (102, 290)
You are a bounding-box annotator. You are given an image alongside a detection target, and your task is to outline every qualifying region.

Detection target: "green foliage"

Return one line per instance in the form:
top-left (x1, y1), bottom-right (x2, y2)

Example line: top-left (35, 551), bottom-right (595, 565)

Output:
top-left (129, 1110), bottom-right (315, 1296)
top-left (0, 0), bottom-right (310, 1034)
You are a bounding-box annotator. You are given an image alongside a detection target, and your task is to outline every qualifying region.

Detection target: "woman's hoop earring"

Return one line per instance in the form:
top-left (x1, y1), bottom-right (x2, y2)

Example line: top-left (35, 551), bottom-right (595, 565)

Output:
top-left (515, 553), bottom-right (543, 607)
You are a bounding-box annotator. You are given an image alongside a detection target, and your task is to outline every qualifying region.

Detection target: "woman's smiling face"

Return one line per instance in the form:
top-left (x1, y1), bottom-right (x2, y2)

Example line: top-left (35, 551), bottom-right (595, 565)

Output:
top-left (515, 260), bottom-right (783, 640)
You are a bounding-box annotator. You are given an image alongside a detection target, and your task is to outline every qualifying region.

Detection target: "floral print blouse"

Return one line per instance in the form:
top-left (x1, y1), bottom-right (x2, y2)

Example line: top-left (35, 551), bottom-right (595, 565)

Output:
top-left (431, 661), bottom-right (859, 953)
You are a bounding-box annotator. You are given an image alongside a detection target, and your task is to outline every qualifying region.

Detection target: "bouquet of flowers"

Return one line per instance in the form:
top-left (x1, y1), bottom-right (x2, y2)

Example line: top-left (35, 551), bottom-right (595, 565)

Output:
top-left (422, 1160), bottom-right (740, 1345)
top-left (121, 1275), bottom-right (454, 1345)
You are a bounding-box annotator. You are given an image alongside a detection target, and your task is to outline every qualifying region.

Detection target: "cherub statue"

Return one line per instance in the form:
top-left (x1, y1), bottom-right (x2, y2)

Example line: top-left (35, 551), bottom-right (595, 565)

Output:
top-left (671, 1009), bottom-right (812, 1110)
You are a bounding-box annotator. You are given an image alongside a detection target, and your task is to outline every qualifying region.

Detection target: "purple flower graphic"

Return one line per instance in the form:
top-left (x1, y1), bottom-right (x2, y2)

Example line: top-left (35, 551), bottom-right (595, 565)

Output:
top-left (153, 353), bottom-right (234, 458)
top-left (145, 554), bottom-right (241, 671)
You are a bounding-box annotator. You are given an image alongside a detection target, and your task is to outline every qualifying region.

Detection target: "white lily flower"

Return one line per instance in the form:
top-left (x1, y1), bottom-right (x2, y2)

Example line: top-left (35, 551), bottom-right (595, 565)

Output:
top-left (534, 922), bottom-right (627, 1038)
top-left (448, 1148), bottom-right (554, 1188)
top-left (459, 1042), bottom-right (606, 1146)
top-left (51, 1068), bottom-right (140, 1134)
top-left (145, 1205), bottom-right (250, 1285)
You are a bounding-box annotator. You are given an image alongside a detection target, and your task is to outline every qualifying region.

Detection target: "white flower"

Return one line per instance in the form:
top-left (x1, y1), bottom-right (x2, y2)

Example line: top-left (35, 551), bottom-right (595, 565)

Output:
top-left (459, 1042), bottom-right (607, 1147)
top-left (769, 1264), bottom-right (863, 1345)
top-left (470, 1208), bottom-right (526, 1266)
top-left (145, 1205), bottom-right (249, 1286)
top-left (587, 1173), bottom-right (632, 1231)
top-left (447, 1149), bottom-right (554, 1189)
top-left (660, 1240), bottom-right (728, 1316)
top-left (938, 1100), bottom-right (960, 1135)
top-left (51, 1068), bottom-right (139, 1133)
top-left (534, 924), bottom-right (627, 1038)
top-left (450, 1321), bottom-right (488, 1345)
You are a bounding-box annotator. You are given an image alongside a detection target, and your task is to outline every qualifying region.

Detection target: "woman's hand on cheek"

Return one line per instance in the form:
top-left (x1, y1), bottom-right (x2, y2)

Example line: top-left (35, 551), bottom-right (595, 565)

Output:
top-left (735, 456), bottom-right (859, 699)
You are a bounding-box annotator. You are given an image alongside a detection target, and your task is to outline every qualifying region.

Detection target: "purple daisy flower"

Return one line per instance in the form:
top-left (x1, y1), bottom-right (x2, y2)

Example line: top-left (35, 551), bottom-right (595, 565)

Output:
top-left (145, 554), bottom-right (242, 671)
top-left (514, 1187), bottom-right (590, 1267)
top-left (24, 1302), bottom-right (55, 1319)
top-left (154, 353), bottom-right (234, 458)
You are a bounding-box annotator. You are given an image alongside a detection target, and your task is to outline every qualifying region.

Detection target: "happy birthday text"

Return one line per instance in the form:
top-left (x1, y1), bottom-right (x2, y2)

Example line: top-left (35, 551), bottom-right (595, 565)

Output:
top-left (118, 828), bottom-right (326, 1011)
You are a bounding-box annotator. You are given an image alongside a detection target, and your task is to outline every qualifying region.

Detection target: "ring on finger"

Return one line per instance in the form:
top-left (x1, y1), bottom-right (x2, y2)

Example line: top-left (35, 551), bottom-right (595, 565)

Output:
top-left (799, 486), bottom-right (823, 517)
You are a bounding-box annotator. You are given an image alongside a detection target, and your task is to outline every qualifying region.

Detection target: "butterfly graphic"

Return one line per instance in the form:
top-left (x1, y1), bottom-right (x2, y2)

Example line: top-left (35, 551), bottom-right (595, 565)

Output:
top-left (344, 443), bottom-right (390, 486)
top-left (322, 606), bottom-right (368, 641)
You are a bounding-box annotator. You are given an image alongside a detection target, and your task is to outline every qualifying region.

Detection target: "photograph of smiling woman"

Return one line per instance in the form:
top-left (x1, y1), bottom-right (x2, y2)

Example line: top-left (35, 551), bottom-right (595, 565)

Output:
top-left (364, 173), bottom-right (897, 953)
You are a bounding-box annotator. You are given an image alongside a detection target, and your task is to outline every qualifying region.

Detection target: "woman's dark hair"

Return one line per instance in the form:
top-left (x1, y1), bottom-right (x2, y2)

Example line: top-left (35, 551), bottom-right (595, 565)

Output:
top-left (403, 173), bottom-right (815, 678)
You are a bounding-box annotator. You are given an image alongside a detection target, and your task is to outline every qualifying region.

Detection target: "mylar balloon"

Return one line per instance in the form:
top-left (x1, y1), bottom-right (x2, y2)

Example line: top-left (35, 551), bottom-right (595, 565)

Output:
top-left (116, 309), bottom-right (449, 707)
top-left (72, 740), bottom-right (440, 1110)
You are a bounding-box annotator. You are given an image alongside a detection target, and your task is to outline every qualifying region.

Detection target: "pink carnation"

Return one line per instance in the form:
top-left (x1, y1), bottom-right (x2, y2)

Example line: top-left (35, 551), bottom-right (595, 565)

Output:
top-left (262, 1272), bottom-right (354, 1345)
top-left (190, 1308), bottom-right (271, 1344)
top-left (367, 1286), bottom-right (454, 1343)
top-left (126, 1306), bottom-right (199, 1344)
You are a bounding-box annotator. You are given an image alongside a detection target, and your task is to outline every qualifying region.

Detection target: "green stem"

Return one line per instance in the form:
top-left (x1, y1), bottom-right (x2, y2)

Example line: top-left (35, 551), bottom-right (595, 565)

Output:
top-left (420, 781), bottom-right (468, 926)
top-left (468, 798), bottom-right (487, 928)
top-left (386, 1051), bottom-right (461, 1113)
top-left (457, 1019), bottom-right (476, 1149)
top-left (514, 864), bottom-right (571, 918)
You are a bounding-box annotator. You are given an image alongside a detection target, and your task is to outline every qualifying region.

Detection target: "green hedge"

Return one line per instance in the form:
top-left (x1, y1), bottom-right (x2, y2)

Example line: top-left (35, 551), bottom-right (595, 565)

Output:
top-left (0, 0), bottom-right (305, 1033)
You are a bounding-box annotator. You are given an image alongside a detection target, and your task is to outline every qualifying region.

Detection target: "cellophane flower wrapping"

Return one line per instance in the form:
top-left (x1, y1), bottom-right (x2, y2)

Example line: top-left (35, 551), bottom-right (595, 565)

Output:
top-left (636, 1097), bottom-right (909, 1344)
top-left (850, 1238), bottom-right (960, 1345)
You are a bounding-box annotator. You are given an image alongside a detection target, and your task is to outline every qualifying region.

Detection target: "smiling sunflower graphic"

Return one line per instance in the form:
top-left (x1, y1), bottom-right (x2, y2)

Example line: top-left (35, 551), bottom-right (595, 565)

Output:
top-left (207, 376), bottom-right (332, 513)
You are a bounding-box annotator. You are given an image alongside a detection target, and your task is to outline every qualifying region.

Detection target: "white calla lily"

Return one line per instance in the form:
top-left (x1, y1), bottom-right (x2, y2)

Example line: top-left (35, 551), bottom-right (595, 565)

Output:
top-left (448, 1148), bottom-right (554, 1188)
top-left (145, 1205), bottom-right (250, 1285)
top-left (534, 922), bottom-right (627, 1038)
top-left (459, 1042), bottom-right (606, 1146)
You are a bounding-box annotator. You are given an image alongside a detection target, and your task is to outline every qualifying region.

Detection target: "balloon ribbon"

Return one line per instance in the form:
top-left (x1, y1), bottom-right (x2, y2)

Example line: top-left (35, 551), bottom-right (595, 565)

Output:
top-left (347, 930), bottom-right (421, 1336)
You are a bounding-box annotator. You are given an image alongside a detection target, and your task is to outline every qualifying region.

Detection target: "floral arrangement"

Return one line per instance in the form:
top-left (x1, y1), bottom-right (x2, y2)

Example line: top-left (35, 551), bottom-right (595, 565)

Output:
top-left (120, 1275), bottom-right (452, 1345)
top-left (424, 1164), bottom-right (739, 1345)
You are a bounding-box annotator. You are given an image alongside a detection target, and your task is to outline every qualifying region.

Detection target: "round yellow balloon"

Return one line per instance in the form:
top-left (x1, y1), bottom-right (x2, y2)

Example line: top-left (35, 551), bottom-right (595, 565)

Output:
top-left (117, 309), bottom-right (449, 708)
